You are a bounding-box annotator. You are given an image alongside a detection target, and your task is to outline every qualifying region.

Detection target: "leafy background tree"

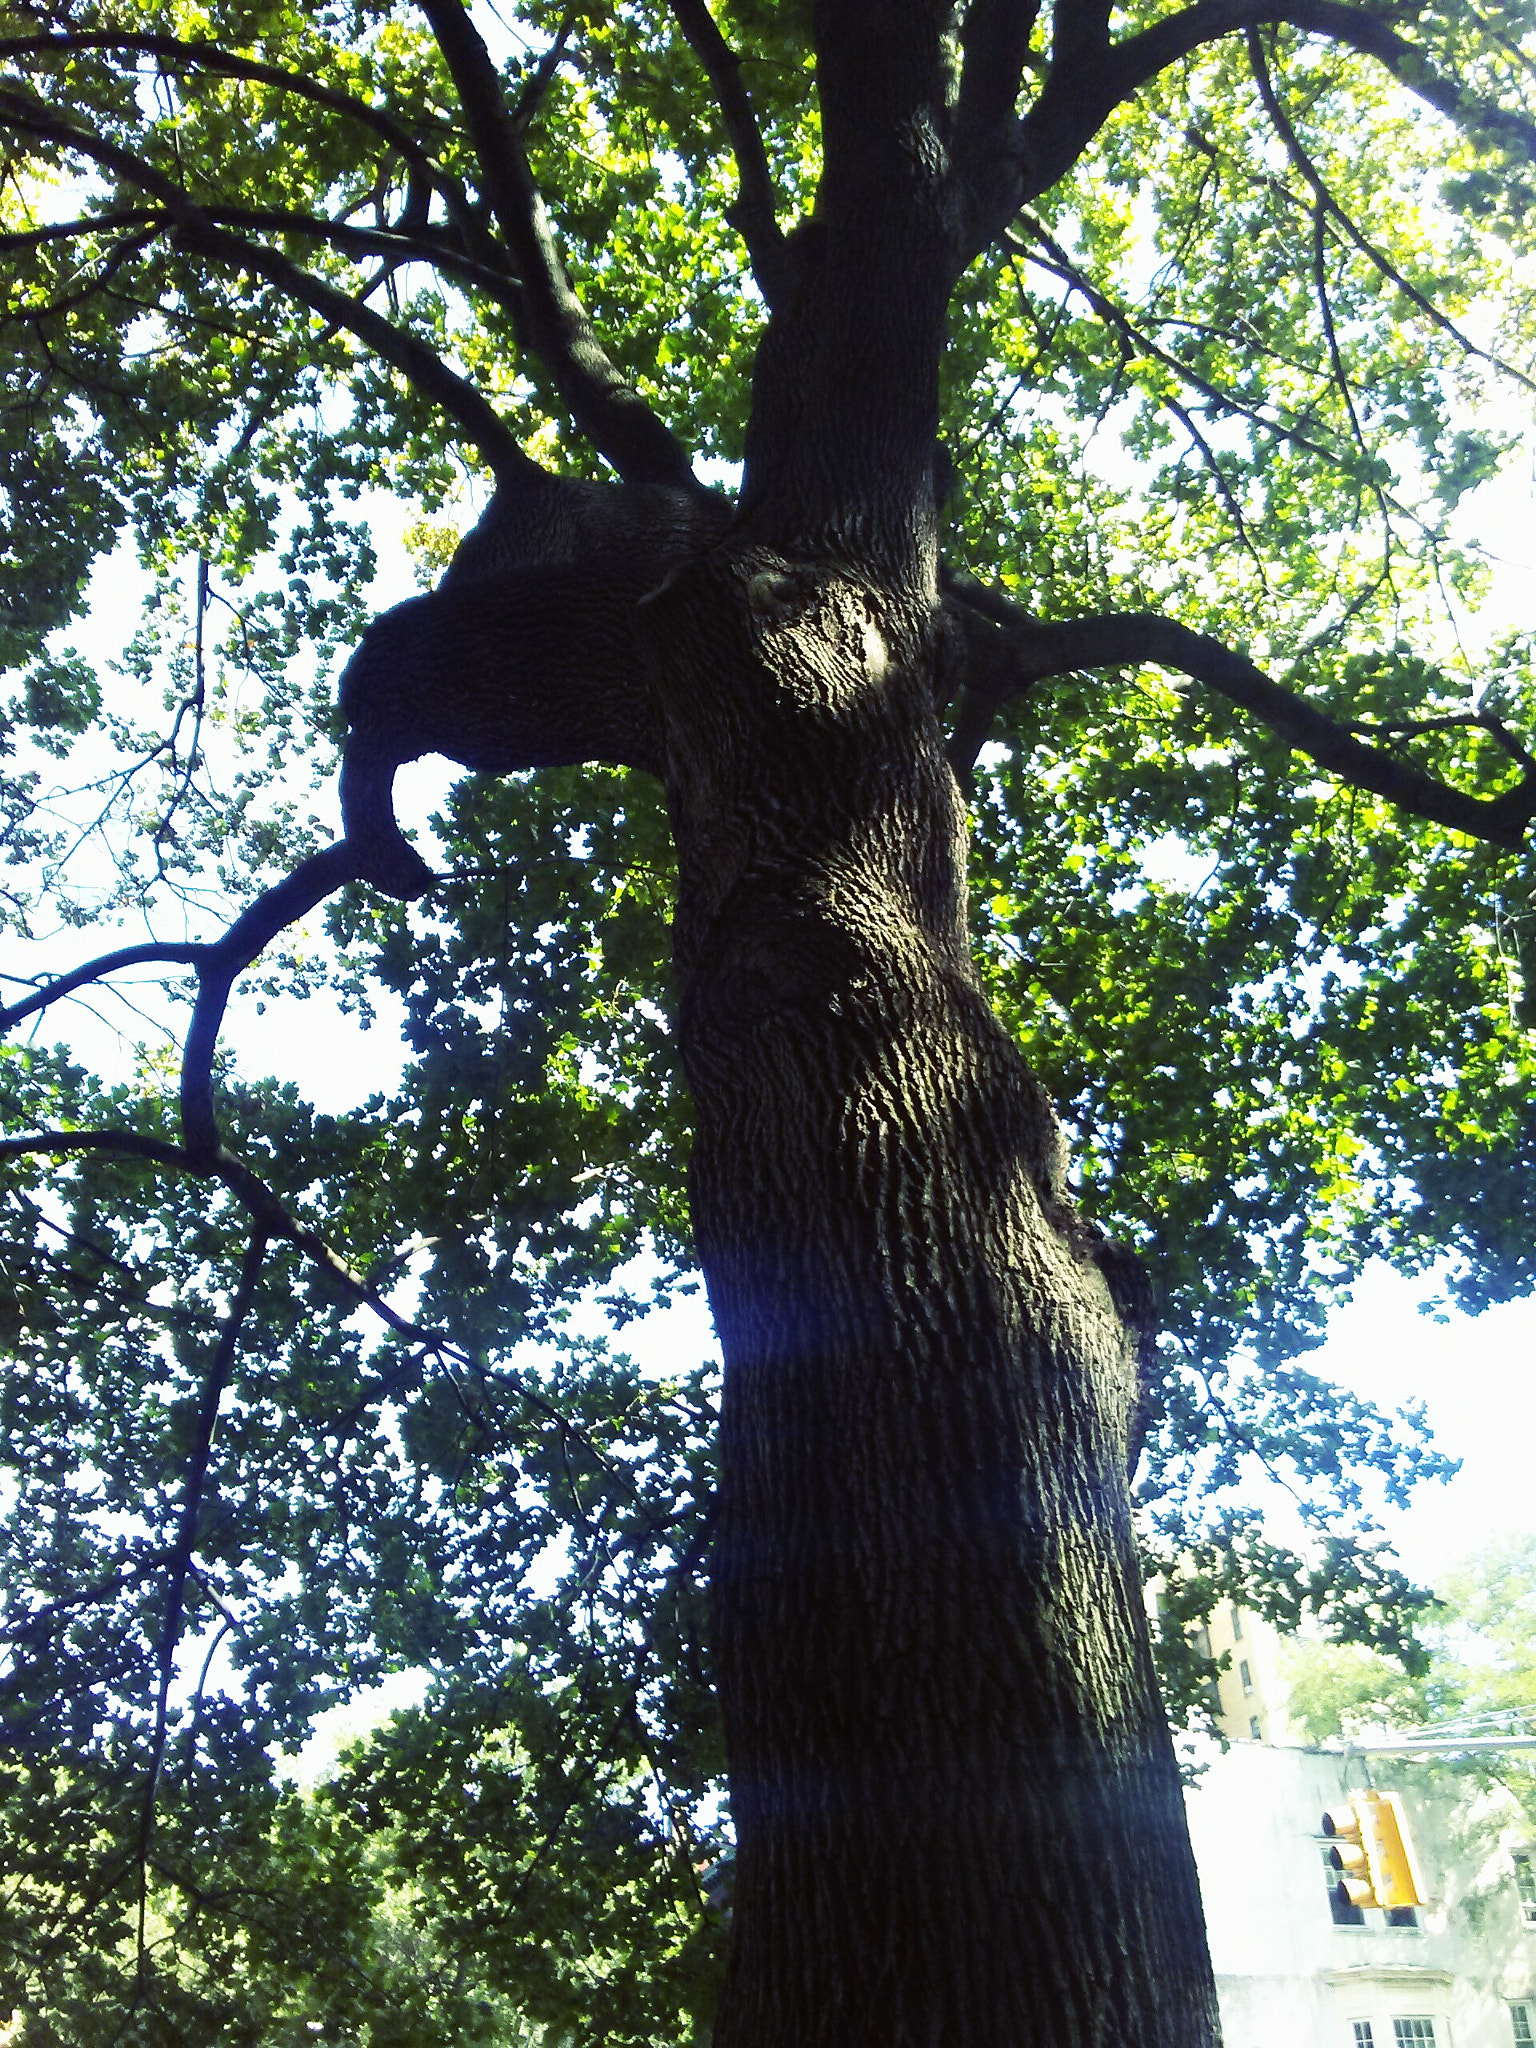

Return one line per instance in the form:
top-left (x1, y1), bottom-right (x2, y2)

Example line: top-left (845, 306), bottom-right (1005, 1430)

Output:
top-left (0, 0), bottom-right (1533, 2040)
top-left (1287, 1537), bottom-right (1536, 1767)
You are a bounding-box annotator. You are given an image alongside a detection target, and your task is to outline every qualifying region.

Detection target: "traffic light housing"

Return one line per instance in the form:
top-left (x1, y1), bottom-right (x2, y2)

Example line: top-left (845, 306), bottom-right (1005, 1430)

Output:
top-left (1322, 1790), bottom-right (1426, 1911)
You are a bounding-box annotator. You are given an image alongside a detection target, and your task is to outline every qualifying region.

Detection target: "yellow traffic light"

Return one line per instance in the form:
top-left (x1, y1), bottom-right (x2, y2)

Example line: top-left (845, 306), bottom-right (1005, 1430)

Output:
top-left (1322, 1791), bottom-right (1426, 1911)
top-left (1323, 1804), bottom-right (1377, 1914)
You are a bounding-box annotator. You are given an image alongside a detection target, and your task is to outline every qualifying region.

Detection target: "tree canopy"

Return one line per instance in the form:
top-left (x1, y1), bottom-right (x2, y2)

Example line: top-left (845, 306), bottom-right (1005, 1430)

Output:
top-left (1, 0), bottom-right (1534, 2039)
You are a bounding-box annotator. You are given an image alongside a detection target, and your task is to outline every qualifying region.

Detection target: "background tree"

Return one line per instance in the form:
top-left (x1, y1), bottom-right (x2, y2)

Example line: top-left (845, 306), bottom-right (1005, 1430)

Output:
top-left (1, 0), bottom-right (1534, 2042)
top-left (1287, 1538), bottom-right (1536, 1762)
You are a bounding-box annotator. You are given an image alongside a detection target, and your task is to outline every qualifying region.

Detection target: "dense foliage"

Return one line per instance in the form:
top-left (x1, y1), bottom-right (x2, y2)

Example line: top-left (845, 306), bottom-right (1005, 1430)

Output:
top-left (1, 0), bottom-right (1534, 2036)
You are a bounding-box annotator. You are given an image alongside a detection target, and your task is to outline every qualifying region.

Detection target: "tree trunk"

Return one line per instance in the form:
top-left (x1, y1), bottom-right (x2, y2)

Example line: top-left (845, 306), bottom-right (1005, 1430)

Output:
top-left (650, 545), bottom-right (1221, 2047)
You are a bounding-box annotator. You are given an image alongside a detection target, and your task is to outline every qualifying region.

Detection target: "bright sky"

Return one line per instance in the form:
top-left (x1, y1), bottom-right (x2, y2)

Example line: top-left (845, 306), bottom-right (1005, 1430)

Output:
top-left (1302, 1267), bottom-right (1535, 1584)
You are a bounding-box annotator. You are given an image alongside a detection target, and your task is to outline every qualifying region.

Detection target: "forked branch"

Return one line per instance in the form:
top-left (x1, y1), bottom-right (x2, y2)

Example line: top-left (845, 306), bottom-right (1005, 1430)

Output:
top-left (969, 0), bottom-right (1536, 251)
top-left (943, 576), bottom-right (1536, 849)
top-left (1, 843), bottom-right (367, 1165)
top-left (954, 0), bottom-right (1044, 237)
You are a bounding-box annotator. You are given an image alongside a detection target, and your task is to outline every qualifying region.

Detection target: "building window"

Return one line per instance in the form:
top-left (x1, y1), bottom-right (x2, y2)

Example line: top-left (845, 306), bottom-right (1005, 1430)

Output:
top-left (1352, 2024), bottom-right (1376, 2048)
top-left (1392, 2019), bottom-right (1437, 2048)
top-left (1386, 1905), bottom-right (1419, 1929)
top-left (1249, 1715), bottom-right (1262, 1741)
top-left (1232, 1607), bottom-right (1244, 1641)
top-left (1326, 1848), bottom-right (1366, 1926)
top-left (1510, 2004), bottom-right (1533, 2048)
top-left (1240, 1659), bottom-right (1254, 1693)
top-left (1514, 1852), bottom-right (1536, 1928)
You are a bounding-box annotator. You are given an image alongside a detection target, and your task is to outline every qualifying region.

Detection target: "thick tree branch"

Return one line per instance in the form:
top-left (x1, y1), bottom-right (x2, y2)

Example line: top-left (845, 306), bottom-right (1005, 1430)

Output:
top-left (179, 843), bottom-right (365, 1164)
top-left (942, 575), bottom-right (1536, 848)
top-left (667, 0), bottom-right (791, 308)
top-left (337, 555), bottom-right (679, 898)
top-left (953, 0), bottom-right (1044, 239)
top-left (416, 0), bottom-right (703, 492)
top-left (1345, 712), bottom-right (1536, 777)
top-left (1051, 0), bottom-right (1111, 66)
top-left (1103, 1), bottom-right (1536, 160)
top-left (0, 204), bottom-right (155, 251)
top-left (737, 2), bottom-right (971, 562)
top-left (0, 86), bottom-right (537, 477)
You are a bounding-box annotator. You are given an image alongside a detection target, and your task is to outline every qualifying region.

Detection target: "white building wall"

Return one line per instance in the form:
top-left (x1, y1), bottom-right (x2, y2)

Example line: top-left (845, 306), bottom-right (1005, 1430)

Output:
top-left (1184, 1740), bottom-right (1536, 2048)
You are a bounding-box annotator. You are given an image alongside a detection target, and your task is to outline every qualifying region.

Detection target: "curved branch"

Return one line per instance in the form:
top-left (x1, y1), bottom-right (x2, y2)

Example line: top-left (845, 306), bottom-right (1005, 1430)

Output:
top-left (1, 845), bottom-right (367, 1165)
top-left (1106, 1), bottom-right (1536, 160)
top-left (337, 556), bottom-right (676, 899)
top-left (416, 0), bottom-right (703, 492)
top-left (0, 86), bottom-right (537, 477)
top-left (180, 842), bottom-right (365, 1164)
top-left (0, 1128), bottom-right (193, 1173)
top-left (942, 575), bottom-right (1536, 848)
top-left (1, 940), bottom-right (202, 1032)
top-left (666, 0), bottom-right (792, 308)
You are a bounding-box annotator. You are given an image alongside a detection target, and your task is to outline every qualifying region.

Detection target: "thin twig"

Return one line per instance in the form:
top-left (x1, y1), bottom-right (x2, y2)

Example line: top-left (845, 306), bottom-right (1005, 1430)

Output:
top-left (1245, 27), bottom-right (1536, 397)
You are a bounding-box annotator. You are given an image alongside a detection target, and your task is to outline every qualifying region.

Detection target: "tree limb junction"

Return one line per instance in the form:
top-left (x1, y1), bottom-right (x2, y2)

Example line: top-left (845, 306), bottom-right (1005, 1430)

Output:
top-left (965, 0), bottom-right (1536, 252)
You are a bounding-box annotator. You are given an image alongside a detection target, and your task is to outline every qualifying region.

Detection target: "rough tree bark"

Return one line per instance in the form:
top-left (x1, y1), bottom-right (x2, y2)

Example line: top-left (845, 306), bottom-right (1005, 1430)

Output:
top-left (338, 3), bottom-right (1223, 2037)
top-left (648, 13), bottom-right (1218, 2037)
top-left (653, 547), bottom-right (1217, 2043)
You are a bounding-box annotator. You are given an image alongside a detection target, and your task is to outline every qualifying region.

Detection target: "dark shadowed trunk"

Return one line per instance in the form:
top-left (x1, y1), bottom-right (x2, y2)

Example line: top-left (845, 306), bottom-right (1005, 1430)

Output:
top-left (648, 529), bottom-right (1220, 2043)
top-left (12, 0), bottom-right (1536, 2035)
top-left (631, 10), bottom-right (1223, 2034)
